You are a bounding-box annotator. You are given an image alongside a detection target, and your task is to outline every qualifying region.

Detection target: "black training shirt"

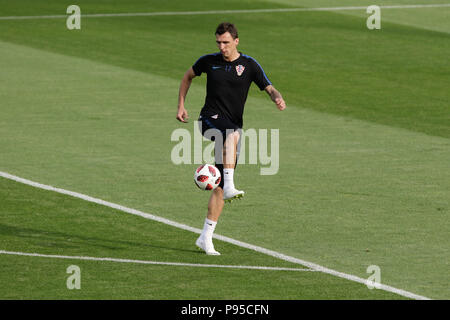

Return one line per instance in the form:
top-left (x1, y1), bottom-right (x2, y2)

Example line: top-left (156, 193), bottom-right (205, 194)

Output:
top-left (192, 52), bottom-right (272, 128)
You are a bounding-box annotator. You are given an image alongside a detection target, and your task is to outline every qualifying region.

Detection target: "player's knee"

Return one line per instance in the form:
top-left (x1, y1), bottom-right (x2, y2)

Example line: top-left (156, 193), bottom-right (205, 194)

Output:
top-left (233, 130), bottom-right (240, 141)
top-left (225, 130), bottom-right (240, 144)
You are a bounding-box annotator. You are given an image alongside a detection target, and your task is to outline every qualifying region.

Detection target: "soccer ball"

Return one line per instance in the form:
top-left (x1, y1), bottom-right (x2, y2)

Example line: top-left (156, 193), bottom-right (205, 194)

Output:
top-left (194, 164), bottom-right (221, 191)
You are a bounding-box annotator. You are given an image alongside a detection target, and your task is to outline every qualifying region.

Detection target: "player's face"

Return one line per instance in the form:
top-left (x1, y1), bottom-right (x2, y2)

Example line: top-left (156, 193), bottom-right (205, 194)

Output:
top-left (216, 32), bottom-right (239, 60)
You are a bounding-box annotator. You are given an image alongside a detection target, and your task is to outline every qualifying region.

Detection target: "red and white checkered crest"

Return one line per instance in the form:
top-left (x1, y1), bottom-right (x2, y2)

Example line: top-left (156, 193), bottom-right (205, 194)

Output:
top-left (235, 65), bottom-right (245, 76)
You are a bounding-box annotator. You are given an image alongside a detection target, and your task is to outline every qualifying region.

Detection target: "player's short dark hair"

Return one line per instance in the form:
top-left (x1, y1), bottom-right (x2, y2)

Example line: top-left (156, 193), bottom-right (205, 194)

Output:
top-left (215, 22), bottom-right (238, 39)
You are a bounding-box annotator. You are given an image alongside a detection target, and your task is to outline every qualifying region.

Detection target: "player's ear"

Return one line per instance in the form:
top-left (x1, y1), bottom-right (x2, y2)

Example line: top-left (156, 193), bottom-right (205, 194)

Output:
top-left (235, 37), bottom-right (239, 46)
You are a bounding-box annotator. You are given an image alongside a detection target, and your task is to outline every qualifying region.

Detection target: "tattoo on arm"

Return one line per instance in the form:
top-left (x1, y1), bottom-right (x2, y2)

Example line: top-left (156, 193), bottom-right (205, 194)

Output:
top-left (266, 85), bottom-right (282, 102)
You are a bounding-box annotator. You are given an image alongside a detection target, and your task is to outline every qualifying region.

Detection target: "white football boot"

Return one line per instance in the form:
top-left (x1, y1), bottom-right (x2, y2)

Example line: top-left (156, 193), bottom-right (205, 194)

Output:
top-left (223, 188), bottom-right (245, 202)
top-left (195, 236), bottom-right (221, 255)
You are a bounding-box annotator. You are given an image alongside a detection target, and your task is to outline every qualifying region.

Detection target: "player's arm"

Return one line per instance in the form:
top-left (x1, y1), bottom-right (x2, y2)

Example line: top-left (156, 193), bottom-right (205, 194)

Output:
top-left (177, 67), bottom-right (197, 123)
top-left (265, 85), bottom-right (286, 111)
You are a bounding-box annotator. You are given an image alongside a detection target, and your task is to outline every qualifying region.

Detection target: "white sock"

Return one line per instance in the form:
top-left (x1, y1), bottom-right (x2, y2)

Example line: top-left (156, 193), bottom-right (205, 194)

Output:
top-left (201, 218), bottom-right (217, 241)
top-left (223, 168), bottom-right (235, 190)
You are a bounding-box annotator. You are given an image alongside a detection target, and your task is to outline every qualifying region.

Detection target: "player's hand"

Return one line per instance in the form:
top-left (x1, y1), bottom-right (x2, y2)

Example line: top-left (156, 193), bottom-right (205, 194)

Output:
top-left (275, 98), bottom-right (286, 111)
top-left (176, 107), bottom-right (189, 123)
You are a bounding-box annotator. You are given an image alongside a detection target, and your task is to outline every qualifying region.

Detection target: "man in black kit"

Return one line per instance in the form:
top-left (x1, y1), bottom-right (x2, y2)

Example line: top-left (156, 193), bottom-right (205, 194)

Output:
top-left (177, 22), bottom-right (286, 255)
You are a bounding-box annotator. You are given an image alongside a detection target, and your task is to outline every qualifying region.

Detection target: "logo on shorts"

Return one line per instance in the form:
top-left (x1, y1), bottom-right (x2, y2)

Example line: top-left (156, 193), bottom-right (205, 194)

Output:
top-left (211, 114), bottom-right (218, 119)
top-left (235, 65), bottom-right (245, 76)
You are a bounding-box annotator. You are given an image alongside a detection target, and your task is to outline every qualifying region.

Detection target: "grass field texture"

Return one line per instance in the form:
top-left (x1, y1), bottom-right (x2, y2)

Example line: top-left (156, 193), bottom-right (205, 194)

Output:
top-left (0, 0), bottom-right (449, 299)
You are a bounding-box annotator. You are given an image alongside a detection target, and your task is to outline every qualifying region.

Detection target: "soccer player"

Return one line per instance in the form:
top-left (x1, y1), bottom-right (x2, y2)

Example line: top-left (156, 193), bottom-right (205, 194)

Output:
top-left (177, 22), bottom-right (286, 255)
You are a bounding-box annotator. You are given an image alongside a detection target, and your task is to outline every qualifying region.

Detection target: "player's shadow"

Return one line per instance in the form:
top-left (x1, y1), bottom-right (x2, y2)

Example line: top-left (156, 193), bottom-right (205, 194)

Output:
top-left (0, 223), bottom-right (198, 254)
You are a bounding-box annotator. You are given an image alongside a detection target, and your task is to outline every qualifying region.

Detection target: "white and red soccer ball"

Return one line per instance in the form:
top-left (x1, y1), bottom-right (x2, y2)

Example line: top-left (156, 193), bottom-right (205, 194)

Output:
top-left (194, 164), bottom-right (221, 191)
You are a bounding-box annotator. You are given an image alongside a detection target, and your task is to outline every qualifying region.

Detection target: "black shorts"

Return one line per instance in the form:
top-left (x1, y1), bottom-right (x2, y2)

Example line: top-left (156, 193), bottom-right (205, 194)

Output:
top-left (198, 111), bottom-right (242, 188)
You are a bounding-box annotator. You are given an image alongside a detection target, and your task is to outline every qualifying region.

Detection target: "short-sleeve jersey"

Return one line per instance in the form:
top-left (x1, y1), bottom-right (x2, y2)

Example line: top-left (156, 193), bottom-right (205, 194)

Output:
top-left (192, 52), bottom-right (271, 128)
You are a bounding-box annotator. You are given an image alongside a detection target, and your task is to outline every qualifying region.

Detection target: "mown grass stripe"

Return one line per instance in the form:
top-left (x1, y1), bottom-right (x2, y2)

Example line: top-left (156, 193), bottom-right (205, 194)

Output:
top-left (0, 4), bottom-right (449, 20)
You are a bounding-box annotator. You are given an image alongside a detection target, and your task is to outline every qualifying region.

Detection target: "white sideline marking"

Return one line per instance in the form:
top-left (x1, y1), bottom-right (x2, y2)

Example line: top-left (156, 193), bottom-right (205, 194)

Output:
top-left (0, 250), bottom-right (313, 272)
top-left (0, 4), bottom-right (449, 20)
top-left (0, 171), bottom-right (431, 300)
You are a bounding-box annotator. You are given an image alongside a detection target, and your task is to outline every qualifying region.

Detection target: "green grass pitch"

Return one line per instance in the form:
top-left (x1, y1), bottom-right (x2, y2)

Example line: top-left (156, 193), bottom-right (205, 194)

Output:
top-left (0, 0), bottom-right (449, 299)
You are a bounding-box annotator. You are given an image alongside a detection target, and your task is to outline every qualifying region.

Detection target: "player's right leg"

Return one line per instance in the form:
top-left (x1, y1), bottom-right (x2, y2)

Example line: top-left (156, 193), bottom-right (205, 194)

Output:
top-left (195, 187), bottom-right (224, 255)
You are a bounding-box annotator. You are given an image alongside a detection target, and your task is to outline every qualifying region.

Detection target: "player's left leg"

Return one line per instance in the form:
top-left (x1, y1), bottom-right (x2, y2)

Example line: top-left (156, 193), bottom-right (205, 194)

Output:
top-left (223, 130), bottom-right (244, 202)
